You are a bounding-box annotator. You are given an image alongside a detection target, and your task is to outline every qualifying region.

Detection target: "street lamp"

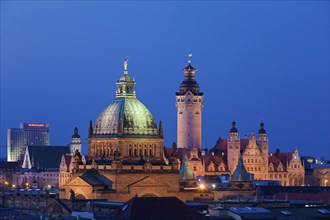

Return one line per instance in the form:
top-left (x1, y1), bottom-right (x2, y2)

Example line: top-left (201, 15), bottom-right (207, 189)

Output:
top-left (4, 181), bottom-right (9, 188)
top-left (25, 182), bottom-right (29, 188)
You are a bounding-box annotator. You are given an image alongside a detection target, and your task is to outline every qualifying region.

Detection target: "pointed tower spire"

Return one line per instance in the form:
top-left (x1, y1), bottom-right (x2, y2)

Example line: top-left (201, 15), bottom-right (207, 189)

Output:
top-left (179, 155), bottom-right (194, 180)
top-left (231, 153), bottom-right (250, 181)
top-left (158, 120), bottom-right (163, 138)
top-left (88, 120), bottom-right (93, 138)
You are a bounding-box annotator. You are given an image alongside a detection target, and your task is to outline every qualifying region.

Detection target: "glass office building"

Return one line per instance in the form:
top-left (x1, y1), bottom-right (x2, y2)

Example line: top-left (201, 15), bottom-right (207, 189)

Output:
top-left (7, 123), bottom-right (50, 161)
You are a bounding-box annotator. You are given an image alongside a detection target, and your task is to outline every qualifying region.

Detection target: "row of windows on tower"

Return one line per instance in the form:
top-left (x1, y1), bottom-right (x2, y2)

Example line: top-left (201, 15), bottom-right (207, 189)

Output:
top-left (244, 159), bottom-right (262, 163)
top-left (247, 167), bottom-right (262, 172)
top-left (179, 111), bottom-right (200, 114)
top-left (177, 98), bottom-right (202, 102)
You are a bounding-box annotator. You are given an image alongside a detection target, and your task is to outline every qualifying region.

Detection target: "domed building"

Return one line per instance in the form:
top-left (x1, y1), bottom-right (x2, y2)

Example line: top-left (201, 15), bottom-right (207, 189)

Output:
top-left (88, 59), bottom-right (164, 163)
top-left (60, 60), bottom-right (186, 202)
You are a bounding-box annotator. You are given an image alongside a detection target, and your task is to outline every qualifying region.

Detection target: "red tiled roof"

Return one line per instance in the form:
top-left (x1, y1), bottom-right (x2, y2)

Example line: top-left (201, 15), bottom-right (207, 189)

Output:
top-left (164, 148), bottom-right (190, 161)
top-left (204, 155), bottom-right (229, 171)
top-left (268, 152), bottom-right (294, 170)
top-left (213, 138), bottom-right (249, 152)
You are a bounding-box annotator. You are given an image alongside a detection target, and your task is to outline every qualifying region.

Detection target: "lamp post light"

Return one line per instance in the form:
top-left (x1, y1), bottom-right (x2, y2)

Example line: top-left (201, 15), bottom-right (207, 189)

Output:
top-left (4, 181), bottom-right (9, 189)
top-left (25, 182), bottom-right (29, 189)
top-left (199, 183), bottom-right (205, 192)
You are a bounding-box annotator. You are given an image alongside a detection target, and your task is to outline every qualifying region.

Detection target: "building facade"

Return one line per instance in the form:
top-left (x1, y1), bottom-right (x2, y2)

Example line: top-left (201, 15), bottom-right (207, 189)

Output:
top-left (168, 121), bottom-right (305, 186)
top-left (7, 123), bottom-right (50, 162)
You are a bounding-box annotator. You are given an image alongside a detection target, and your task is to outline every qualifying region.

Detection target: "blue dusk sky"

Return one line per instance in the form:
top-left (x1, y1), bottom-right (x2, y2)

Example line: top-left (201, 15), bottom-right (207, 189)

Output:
top-left (0, 1), bottom-right (329, 159)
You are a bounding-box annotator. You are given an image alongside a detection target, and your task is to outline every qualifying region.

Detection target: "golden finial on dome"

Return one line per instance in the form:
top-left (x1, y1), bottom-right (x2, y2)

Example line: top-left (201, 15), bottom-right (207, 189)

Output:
top-left (124, 57), bottom-right (128, 75)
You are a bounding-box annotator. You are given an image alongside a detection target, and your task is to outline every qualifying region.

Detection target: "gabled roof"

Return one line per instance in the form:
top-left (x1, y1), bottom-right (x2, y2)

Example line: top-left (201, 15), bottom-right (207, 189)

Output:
top-left (204, 155), bottom-right (228, 171)
top-left (79, 169), bottom-right (113, 188)
top-left (268, 152), bottom-right (293, 170)
top-left (27, 146), bottom-right (70, 170)
top-left (44, 198), bottom-right (71, 215)
top-left (117, 197), bottom-right (203, 220)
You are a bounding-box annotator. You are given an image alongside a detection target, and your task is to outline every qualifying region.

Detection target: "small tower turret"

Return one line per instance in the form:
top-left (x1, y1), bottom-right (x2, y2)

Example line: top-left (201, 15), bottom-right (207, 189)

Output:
top-left (70, 127), bottom-right (82, 155)
top-left (227, 121), bottom-right (241, 174)
top-left (176, 52), bottom-right (203, 149)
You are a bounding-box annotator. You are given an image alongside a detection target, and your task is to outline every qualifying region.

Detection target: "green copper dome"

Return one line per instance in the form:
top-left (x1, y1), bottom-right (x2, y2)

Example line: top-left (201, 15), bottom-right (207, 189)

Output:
top-left (92, 59), bottom-right (160, 138)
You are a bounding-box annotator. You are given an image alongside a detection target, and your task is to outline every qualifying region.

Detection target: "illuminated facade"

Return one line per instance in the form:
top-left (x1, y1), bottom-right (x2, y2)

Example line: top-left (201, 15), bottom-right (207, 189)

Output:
top-left (167, 121), bottom-right (305, 186)
top-left (7, 123), bottom-right (50, 162)
top-left (176, 54), bottom-right (203, 149)
top-left (70, 127), bottom-right (82, 155)
top-left (60, 60), bottom-right (181, 201)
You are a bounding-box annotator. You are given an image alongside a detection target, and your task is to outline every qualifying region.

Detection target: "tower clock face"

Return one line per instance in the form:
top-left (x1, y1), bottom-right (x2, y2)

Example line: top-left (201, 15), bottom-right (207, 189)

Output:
top-left (294, 155), bottom-right (297, 160)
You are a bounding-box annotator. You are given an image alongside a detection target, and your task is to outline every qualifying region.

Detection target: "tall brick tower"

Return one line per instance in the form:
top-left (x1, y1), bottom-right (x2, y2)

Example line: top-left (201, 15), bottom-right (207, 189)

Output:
top-left (258, 121), bottom-right (269, 179)
top-left (227, 121), bottom-right (241, 174)
top-left (176, 53), bottom-right (203, 149)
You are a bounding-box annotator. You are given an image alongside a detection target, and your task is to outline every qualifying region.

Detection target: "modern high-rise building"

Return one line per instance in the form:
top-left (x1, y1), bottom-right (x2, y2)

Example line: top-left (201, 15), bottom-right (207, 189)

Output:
top-left (7, 123), bottom-right (50, 161)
